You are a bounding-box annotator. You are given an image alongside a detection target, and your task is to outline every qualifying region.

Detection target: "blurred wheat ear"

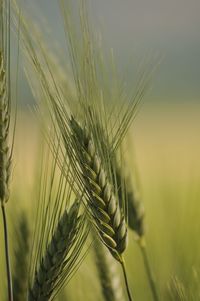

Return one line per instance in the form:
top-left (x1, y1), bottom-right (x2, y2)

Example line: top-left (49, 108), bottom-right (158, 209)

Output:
top-left (28, 135), bottom-right (89, 301)
top-left (13, 212), bottom-right (30, 301)
top-left (93, 236), bottom-right (125, 301)
top-left (115, 150), bottom-right (159, 301)
top-left (29, 202), bottom-right (85, 301)
top-left (0, 0), bottom-right (15, 300)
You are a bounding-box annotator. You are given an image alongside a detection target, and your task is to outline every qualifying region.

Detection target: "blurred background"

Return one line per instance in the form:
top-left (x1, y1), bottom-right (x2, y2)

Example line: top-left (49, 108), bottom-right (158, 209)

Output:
top-left (1, 0), bottom-right (200, 300)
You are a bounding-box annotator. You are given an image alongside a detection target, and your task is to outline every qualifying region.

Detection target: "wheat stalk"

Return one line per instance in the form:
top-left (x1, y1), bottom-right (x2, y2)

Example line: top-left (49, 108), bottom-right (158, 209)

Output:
top-left (115, 156), bottom-right (159, 301)
top-left (123, 172), bottom-right (159, 301)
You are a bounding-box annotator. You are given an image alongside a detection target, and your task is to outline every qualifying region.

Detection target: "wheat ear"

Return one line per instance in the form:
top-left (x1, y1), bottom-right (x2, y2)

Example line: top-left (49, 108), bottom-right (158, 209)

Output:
top-left (13, 213), bottom-right (30, 301)
top-left (69, 118), bottom-right (133, 301)
top-left (0, 52), bottom-right (11, 205)
top-left (70, 118), bottom-right (127, 262)
top-left (93, 237), bottom-right (125, 301)
top-left (125, 176), bottom-right (159, 301)
top-left (28, 201), bottom-right (84, 301)
top-left (0, 8), bottom-right (13, 299)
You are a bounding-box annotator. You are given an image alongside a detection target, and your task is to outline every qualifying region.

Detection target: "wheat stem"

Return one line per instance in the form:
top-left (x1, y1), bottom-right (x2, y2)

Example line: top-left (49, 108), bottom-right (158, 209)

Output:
top-left (1, 203), bottom-right (13, 301)
top-left (121, 259), bottom-right (134, 301)
top-left (139, 244), bottom-right (159, 301)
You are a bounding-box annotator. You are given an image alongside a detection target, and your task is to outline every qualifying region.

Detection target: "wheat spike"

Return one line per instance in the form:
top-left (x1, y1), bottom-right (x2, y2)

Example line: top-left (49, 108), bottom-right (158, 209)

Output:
top-left (13, 213), bottom-right (30, 301)
top-left (28, 202), bottom-right (84, 301)
top-left (69, 118), bottom-right (127, 263)
top-left (0, 1), bottom-right (14, 300)
top-left (116, 167), bottom-right (145, 239)
top-left (94, 121), bottom-right (145, 239)
top-left (93, 238), bottom-right (125, 301)
top-left (0, 51), bottom-right (11, 204)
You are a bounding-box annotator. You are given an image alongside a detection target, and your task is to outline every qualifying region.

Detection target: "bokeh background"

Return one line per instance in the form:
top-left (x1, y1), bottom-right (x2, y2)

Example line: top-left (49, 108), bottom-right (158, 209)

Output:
top-left (1, 0), bottom-right (200, 300)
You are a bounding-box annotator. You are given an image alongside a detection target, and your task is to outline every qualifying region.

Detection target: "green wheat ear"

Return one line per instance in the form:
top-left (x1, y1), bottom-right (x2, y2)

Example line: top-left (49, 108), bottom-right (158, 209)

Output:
top-left (69, 118), bottom-right (127, 263)
top-left (29, 202), bottom-right (85, 301)
top-left (13, 212), bottom-right (30, 301)
top-left (0, 1), bottom-right (15, 301)
top-left (28, 138), bottom-right (89, 301)
top-left (0, 51), bottom-right (11, 204)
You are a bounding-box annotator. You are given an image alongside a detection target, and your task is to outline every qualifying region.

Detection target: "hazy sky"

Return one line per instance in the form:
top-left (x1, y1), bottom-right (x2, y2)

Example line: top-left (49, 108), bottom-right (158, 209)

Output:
top-left (21, 0), bottom-right (200, 103)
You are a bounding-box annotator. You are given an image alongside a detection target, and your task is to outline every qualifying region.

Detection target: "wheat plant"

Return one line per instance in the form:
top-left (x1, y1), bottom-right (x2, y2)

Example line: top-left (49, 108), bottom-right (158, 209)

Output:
top-left (14, 1), bottom-right (153, 300)
top-left (0, 1), bottom-right (196, 301)
top-left (28, 137), bottom-right (89, 301)
top-left (0, 0), bottom-right (15, 300)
